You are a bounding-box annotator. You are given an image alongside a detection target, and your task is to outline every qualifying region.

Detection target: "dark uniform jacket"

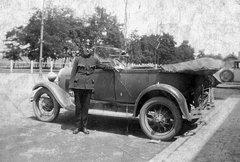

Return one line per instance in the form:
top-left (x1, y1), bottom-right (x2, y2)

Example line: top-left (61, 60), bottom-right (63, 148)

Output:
top-left (69, 54), bottom-right (113, 90)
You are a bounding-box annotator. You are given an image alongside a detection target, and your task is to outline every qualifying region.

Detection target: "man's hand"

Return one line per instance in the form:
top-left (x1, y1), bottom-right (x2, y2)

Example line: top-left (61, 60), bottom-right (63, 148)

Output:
top-left (113, 67), bottom-right (119, 72)
top-left (69, 89), bottom-right (74, 97)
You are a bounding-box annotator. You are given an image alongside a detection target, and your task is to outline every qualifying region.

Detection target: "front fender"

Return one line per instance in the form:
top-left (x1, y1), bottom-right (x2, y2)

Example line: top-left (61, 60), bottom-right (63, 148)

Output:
top-left (134, 83), bottom-right (192, 121)
top-left (32, 82), bottom-right (75, 111)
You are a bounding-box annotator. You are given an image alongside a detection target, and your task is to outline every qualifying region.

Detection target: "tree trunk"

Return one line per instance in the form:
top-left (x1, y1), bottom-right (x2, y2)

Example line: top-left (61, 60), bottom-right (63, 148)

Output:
top-left (63, 57), bottom-right (67, 68)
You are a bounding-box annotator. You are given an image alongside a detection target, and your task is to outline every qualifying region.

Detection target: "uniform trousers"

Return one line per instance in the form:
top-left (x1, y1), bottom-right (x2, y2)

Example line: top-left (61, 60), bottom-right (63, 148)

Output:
top-left (74, 89), bottom-right (92, 129)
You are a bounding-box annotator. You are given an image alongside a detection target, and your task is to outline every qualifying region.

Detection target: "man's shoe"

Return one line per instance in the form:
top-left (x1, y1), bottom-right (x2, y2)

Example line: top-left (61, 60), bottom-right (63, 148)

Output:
top-left (82, 128), bottom-right (90, 134)
top-left (73, 128), bottom-right (81, 134)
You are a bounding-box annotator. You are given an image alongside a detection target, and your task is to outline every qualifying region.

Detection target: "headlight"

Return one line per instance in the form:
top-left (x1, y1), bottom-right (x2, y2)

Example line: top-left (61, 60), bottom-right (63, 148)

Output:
top-left (47, 72), bottom-right (57, 82)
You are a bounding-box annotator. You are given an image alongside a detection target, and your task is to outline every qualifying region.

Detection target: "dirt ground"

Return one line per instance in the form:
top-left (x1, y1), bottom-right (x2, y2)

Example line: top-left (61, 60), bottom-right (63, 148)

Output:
top-left (0, 73), bottom-right (180, 162)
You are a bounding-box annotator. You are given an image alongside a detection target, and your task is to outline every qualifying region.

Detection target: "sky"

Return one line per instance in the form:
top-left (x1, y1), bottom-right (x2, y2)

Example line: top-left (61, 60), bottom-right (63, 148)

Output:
top-left (1, 0), bottom-right (240, 57)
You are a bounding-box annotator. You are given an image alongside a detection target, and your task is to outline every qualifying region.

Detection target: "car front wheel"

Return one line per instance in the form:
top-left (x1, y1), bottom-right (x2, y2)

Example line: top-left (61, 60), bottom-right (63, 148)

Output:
top-left (33, 88), bottom-right (60, 122)
top-left (139, 97), bottom-right (182, 141)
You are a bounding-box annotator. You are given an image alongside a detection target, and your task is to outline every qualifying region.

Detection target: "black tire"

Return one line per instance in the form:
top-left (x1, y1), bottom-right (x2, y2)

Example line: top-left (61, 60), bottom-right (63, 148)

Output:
top-left (219, 69), bottom-right (234, 82)
top-left (139, 97), bottom-right (182, 140)
top-left (33, 88), bottom-right (60, 122)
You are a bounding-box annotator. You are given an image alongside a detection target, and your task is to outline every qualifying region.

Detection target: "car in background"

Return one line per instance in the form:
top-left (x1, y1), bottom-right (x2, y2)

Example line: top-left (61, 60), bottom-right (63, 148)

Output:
top-left (215, 60), bottom-right (240, 83)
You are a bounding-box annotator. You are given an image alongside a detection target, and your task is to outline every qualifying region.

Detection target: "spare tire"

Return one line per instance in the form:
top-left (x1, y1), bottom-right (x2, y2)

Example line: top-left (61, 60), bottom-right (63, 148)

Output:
top-left (219, 69), bottom-right (234, 82)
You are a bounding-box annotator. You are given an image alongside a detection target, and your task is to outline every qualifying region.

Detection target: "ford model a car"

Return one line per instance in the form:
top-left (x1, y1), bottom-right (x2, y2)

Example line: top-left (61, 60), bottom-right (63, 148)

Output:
top-left (31, 47), bottom-right (222, 140)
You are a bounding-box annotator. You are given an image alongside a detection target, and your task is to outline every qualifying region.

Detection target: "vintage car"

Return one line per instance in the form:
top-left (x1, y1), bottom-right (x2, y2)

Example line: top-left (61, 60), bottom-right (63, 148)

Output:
top-left (215, 60), bottom-right (240, 83)
top-left (31, 47), bottom-right (223, 140)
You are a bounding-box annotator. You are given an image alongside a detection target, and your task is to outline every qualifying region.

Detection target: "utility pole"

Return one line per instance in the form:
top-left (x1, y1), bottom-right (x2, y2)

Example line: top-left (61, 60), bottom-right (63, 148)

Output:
top-left (155, 21), bottom-right (163, 68)
top-left (124, 0), bottom-right (128, 49)
top-left (39, 0), bottom-right (45, 77)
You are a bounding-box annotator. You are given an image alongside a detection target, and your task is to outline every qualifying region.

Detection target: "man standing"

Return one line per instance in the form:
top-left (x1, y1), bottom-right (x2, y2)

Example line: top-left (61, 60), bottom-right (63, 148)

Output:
top-left (69, 41), bottom-right (114, 134)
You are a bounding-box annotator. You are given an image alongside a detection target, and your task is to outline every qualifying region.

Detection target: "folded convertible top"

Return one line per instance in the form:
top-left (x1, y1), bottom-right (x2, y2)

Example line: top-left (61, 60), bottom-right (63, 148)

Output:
top-left (161, 58), bottom-right (224, 75)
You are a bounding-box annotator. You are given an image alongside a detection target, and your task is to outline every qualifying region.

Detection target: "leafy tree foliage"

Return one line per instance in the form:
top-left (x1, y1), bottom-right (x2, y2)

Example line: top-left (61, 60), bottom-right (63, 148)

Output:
top-left (140, 34), bottom-right (159, 64)
top-left (196, 49), bottom-right (206, 59)
top-left (196, 49), bottom-right (222, 60)
top-left (3, 26), bottom-right (25, 61)
top-left (4, 5), bottom-right (199, 65)
top-left (127, 30), bottom-right (143, 64)
top-left (69, 7), bottom-right (124, 48)
top-left (156, 33), bottom-right (177, 64)
top-left (92, 7), bottom-right (125, 48)
top-left (5, 7), bottom-right (79, 62)
top-left (127, 32), bottom-right (198, 64)
top-left (4, 6), bottom-right (124, 62)
top-left (3, 42), bottom-right (23, 61)
top-left (175, 40), bottom-right (195, 62)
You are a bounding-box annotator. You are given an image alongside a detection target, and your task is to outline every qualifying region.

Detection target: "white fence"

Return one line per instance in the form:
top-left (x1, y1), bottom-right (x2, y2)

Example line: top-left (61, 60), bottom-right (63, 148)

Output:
top-left (0, 60), bottom-right (72, 73)
top-left (0, 59), bottom-right (157, 73)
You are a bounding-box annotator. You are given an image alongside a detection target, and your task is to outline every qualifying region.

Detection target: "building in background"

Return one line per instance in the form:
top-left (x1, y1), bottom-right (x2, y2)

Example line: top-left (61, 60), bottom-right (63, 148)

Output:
top-left (223, 53), bottom-right (238, 68)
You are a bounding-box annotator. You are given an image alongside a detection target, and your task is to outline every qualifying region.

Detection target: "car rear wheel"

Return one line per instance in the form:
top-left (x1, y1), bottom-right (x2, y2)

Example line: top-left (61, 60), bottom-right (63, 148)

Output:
top-left (33, 88), bottom-right (60, 122)
top-left (139, 97), bottom-right (182, 141)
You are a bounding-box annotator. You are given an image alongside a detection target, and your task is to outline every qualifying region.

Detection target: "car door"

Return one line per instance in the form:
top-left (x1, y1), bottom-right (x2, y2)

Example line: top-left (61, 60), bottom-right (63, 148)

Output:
top-left (92, 69), bottom-right (115, 101)
top-left (114, 68), bottom-right (150, 103)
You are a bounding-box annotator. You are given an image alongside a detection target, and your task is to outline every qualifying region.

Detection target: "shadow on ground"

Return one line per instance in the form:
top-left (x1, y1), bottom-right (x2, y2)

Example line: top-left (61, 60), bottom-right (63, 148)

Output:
top-left (29, 109), bottom-right (201, 141)
top-left (30, 110), bottom-right (149, 139)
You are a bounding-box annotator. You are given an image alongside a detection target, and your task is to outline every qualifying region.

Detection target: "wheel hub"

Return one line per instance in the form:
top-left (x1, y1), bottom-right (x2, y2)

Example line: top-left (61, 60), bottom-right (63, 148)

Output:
top-left (40, 97), bottom-right (53, 111)
top-left (154, 114), bottom-right (164, 122)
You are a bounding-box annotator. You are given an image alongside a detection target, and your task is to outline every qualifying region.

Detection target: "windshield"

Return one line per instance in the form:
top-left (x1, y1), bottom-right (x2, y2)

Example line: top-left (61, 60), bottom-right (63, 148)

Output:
top-left (94, 46), bottom-right (126, 68)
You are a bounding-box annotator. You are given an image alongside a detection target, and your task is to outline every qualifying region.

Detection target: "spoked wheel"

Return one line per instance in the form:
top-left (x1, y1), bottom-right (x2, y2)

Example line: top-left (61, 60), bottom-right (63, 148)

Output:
top-left (139, 97), bottom-right (182, 141)
top-left (33, 88), bottom-right (60, 122)
top-left (197, 88), bottom-right (209, 108)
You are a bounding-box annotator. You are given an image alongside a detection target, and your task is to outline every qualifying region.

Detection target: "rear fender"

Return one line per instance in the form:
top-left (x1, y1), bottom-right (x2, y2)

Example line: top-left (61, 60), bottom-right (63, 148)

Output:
top-left (32, 82), bottom-right (75, 111)
top-left (134, 83), bottom-right (192, 121)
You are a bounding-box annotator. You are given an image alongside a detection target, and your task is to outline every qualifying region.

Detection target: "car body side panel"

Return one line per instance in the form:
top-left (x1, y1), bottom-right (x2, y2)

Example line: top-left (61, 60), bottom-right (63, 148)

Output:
top-left (148, 70), bottom-right (196, 94)
top-left (114, 69), bottom-right (150, 103)
top-left (92, 69), bottom-right (115, 101)
top-left (58, 67), bottom-right (196, 104)
top-left (113, 69), bottom-right (195, 104)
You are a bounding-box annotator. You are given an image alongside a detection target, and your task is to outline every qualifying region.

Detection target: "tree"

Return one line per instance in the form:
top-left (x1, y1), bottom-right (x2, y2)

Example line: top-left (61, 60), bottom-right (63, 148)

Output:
top-left (5, 6), bottom-right (125, 65)
top-left (5, 7), bottom-right (82, 63)
top-left (3, 42), bottom-right (23, 61)
top-left (196, 50), bottom-right (222, 60)
top-left (175, 40), bottom-right (195, 62)
top-left (140, 34), bottom-right (158, 64)
top-left (127, 30), bottom-right (143, 64)
top-left (4, 25), bottom-right (27, 61)
top-left (196, 49), bottom-right (206, 58)
top-left (127, 32), bottom-right (179, 64)
top-left (70, 7), bottom-right (125, 49)
top-left (156, 33), bottom-right (177, 64)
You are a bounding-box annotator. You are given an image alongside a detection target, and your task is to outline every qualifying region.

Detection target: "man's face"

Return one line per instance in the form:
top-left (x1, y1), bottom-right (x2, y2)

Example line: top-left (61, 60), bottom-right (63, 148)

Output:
top-left (82, 45), bottom-right (91, 56)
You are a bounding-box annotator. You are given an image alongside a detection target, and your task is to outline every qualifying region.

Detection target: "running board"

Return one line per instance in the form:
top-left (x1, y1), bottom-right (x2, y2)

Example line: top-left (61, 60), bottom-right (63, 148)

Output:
top-left (89, 109), bottom-right (134, 118)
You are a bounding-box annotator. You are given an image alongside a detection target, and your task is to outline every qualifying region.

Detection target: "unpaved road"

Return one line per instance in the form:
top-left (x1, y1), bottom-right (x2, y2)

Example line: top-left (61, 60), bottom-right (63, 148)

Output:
top-left (0, 73), bottom-right (176, 162)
